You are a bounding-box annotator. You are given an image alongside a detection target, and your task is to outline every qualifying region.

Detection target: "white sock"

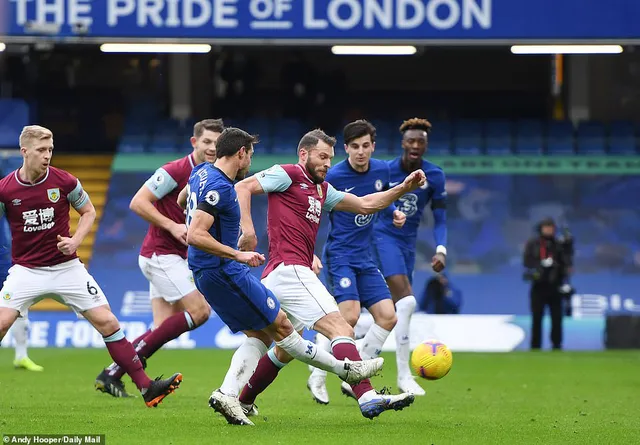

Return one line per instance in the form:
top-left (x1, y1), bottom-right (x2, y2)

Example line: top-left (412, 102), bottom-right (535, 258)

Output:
top-left (13, 317), bottom-right (29, 361)
top-left (395, 296), bottom-right (416, 380)
top-left (276, 331), bottom-right (348, 379)
top-left (220, 337), bottom-right (269, 397)
top-left (360, 324), bottom-right (391, 360)
top-left (309, 333), bottom-right (331, 380)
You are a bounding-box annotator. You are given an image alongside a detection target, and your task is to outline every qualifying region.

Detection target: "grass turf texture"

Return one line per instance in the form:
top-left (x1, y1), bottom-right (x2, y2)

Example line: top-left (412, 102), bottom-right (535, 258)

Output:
top-left (1, 349), bottom-right (638, 444)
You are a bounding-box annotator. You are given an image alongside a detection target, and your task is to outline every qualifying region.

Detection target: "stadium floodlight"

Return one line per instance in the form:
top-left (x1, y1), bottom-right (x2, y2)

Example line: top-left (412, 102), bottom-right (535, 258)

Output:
top-left (511, 45), bottom-right (623, 55)
top-left (0, 43), bottom-right (5, 52)
top-left (99, 43), bottom-right (212, 54)
top-left (331, 45), bottom-right (417, 56)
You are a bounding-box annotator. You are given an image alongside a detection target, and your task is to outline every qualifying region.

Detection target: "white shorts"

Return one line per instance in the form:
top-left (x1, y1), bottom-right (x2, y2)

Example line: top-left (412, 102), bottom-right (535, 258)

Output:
top-left (261, 263), bottom-right (339, 332)
top-left (138, 254), bottom-right (196, 303)
top-left (0, 259), bottom-right (108, 316)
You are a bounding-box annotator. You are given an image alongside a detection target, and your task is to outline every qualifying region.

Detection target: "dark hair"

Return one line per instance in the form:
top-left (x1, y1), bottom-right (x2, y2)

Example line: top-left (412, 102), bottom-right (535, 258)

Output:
top-left (215, 127), bottom-right (258, 158)
top-left (399, 118), bottom-right (432, 134)
top-left (297, 129), bottom-right (337, 153)
top-left (194, 118), bottom-right (225, 138)
top-left (343, 120), bottom-right (376, 145)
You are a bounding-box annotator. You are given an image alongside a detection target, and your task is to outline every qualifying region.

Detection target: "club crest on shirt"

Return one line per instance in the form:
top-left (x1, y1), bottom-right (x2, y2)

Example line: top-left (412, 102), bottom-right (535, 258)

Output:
top-left (47, 188), bottom-right (60, 203)
top-left (420, 180), bottom-right (429, 190)
top-left (317, 184), bottom-right (323, 198)
top-left (375, 179), bottom-right (383, 191)
top-left (266, 297), bottom-right (276, 310)
top-left (2, 291), bottom-right (11, 301)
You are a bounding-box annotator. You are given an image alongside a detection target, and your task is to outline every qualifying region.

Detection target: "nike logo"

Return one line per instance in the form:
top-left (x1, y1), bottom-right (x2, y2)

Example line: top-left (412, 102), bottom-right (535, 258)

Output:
top-left (389, 181), bottom-right (400, 187)
top-left (345, 187), bottom-right (355, 192)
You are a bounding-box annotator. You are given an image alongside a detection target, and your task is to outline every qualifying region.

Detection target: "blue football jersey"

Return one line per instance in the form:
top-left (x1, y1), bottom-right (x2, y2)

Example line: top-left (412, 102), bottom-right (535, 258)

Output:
top-left (374, 157), bottom-right (446, 244)
top-left (324, 158), bottom-right (390, 261)
top-left (186, 163), bottom-right (241, 271)
top-left (0, 217), bottom-right (10, 269)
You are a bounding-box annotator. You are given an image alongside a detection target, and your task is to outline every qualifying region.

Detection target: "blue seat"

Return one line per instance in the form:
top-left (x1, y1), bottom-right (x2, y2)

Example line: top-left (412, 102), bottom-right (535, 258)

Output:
top-left (485, 119), bottom-right (513, 155)
top-left (427, 120), bottom-right (452, 156)
top-left (546, 121), bottom-right (575, 155)
top-left (453, 120), bottom-right (483, 155)
top-left (0, 99), bottom-right (29, 148)
top-left (608, 121), bottom-right (637, 155)
top-left (149, 136), bottom-right (178, 153)
top-left (576, 121), bottom-right (606, 155)
top-left (118, 135), bottom-right (148, 153)
top-left (514, 120), bottom-right (544, 155)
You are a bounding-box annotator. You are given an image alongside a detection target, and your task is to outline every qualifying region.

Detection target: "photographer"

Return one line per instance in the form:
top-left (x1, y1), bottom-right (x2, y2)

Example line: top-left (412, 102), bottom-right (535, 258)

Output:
top-left (523, 218), bottom-right (573, 350)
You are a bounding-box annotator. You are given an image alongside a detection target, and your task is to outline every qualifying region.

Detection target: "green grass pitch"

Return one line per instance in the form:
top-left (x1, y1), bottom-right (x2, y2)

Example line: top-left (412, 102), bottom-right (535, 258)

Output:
top-left (1, 349), bottom-right (638, 444)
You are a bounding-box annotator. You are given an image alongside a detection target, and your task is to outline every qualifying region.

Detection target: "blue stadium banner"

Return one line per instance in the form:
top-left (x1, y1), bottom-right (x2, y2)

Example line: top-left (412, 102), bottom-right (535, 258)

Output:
top-left (2, 0), bottom-right (640, 42)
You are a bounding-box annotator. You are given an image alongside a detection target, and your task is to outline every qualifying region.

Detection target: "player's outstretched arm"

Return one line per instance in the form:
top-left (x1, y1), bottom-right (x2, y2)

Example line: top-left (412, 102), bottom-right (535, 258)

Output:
top-left (131, 184), bottom-right (187, 245)
top-left (234, 176), bottom-right (265, 251)
top-left (187, 208), bottom-right (264, 267)
top-left (333, 169), bottom-right (427, 215)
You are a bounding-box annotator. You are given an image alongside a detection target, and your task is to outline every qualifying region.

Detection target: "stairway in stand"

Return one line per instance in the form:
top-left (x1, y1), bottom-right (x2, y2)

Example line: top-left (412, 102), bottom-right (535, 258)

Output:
top-left (31, 154), bottom-right (113, 311)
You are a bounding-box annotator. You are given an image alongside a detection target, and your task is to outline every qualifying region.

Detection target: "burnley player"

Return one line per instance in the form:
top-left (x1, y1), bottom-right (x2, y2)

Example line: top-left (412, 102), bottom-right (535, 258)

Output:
top-left (1, 216), bottom-right (43, 371)
top-left (307, 120), bottom-right (407, 404)
top-left (0, 125), bottom-right (182, 407)
top-left (96, 119), bottom-right (223, 398)
top-left (372, 118), bottom-right (447, 396)
top-left (183, 128), bottom-right (382, 426)
top-left (233, 129), bottom-right (425, 420)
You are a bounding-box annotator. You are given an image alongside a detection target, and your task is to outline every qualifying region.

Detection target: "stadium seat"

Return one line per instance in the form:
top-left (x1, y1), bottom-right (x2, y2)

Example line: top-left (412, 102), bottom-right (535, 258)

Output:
top-left (576, 121), bottom-right (606, 155)
top-left (271, 118), bottom-right (301, 154)
top-left (546, 121), bottom-right (575, 155)
top-left (427, 120), bottom-right (452, 156)
top-left (0, 99), bottom-right (30, 148)
top-left (149, 136), bottom-right (178, 153)
top-left (608, 121), bottom-right (637, 155)
top-left (485, 119), bottom-right (513, 155)
top-left (514, 120), bottom-right (544, 155)
top-left (118, 135), bottom-right (148, 153)
top-left (453, 120), bottom-right (483, 155)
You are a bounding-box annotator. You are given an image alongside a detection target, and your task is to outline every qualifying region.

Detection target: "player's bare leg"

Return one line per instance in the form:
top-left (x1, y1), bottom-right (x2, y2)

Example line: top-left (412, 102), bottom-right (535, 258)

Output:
top-left (386, 274), bottom-right (425, 396)
top-left (314, 312), bottom-right (413, 419)
top-left (151, 298), bottom-right (177, 328)
top-left (339, 299), bottom-right (397, 400)
top-left (84, 305), bottom-right (182, 407)
top-left (234, 311), bottom-right (383, 423)
top-left (97, 290), bottom-right (209, 397)
top-left (12, 316), bottom-right (43, 371)
top-left (307, 299), bottom-right (361, 405)
top-left (241, 311), bottom-right (408, 420)
top-left (0, 307), bottom-right (20, 343)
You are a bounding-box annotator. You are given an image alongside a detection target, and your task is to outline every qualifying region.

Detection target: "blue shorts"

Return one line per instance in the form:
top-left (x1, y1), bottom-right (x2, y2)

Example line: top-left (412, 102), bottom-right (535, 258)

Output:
top-left (0, 261), bottom-right (9, 287)
top-left (323, 257), bottom-right (391, 309)
top-left (372, 235), bottom-right (416, 284)
top-left (193, 262), bottom-right (280, 334)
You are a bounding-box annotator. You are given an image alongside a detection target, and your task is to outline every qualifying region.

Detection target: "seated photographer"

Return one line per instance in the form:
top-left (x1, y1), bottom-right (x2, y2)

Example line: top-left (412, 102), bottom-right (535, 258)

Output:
top-left (419, 274), bottom-right (462, 315)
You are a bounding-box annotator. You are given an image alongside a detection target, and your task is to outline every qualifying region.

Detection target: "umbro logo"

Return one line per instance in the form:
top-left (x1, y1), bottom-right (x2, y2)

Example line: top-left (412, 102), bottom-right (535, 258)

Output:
top-left (12, 199), bottom-right (21, 206)
top-left (300, 183), bottom-right (309, 189)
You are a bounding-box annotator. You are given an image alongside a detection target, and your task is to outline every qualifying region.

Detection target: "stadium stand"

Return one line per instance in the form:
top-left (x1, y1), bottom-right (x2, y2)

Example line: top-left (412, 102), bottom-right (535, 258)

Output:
top-left (112, 101), bottom-right (638, 156)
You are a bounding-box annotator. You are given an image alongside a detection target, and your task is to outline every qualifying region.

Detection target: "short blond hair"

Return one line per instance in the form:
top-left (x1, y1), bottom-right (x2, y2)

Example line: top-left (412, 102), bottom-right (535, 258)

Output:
top-left (20, 125), bottom-right (53, 148)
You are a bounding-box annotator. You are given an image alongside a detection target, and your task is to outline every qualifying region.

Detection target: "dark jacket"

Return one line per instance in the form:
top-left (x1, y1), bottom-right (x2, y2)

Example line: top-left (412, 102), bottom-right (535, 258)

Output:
top-left (523, 236), bottom-right (571, 287)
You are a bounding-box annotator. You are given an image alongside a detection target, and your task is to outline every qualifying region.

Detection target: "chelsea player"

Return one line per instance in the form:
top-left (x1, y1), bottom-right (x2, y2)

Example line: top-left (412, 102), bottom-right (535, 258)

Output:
top-left (307, 120), bottom-right (409, 403)
top-left (372, 118), bottom-right (447, 396)
top-left (183, 127), bottom-right (382, 426)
